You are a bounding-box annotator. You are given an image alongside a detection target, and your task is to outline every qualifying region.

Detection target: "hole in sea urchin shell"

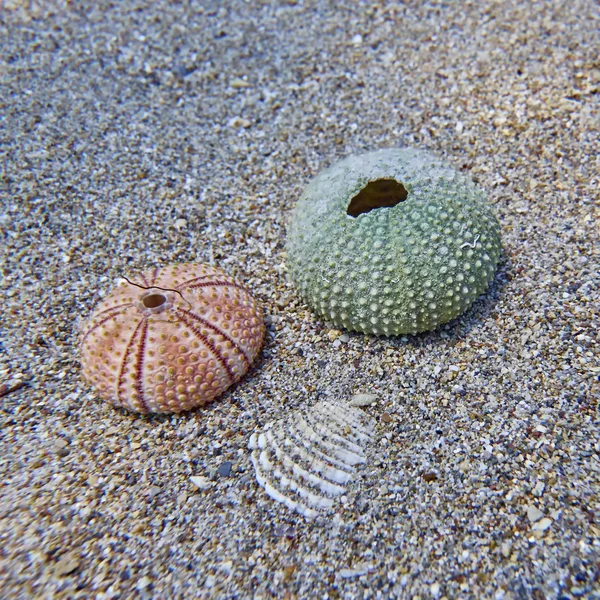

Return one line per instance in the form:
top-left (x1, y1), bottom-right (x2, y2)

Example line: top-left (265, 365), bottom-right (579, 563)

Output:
top-left (346, 178), bottom-right (408, 218)
top-left (142, 293), bottom-right (167, 309)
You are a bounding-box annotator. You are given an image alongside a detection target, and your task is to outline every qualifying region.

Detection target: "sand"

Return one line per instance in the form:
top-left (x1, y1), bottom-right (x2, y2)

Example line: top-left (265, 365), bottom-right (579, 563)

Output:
top-left (1, 1), bottom-right (598, 598)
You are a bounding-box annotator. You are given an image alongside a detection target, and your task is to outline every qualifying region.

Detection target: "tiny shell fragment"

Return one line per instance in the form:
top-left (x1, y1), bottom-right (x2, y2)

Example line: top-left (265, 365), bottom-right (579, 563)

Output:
top-left (349, 393), bottom-right (377, 407)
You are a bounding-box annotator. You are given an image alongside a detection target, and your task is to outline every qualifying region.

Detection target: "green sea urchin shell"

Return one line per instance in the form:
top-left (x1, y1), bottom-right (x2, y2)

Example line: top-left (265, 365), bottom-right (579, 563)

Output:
top-left (286, 148), bottom-right (502, 335)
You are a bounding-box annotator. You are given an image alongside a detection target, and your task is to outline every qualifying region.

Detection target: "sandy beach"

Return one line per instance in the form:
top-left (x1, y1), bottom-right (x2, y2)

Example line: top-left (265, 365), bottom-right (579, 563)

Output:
top-left (1, 1), bottom-right (598, 598)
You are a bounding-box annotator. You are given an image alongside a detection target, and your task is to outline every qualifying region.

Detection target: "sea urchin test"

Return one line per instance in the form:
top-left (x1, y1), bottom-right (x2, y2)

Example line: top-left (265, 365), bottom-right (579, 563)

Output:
top-left (286, 148), bottom-right (502, 335)
top-left (80, 263), bottom-right (265, 414)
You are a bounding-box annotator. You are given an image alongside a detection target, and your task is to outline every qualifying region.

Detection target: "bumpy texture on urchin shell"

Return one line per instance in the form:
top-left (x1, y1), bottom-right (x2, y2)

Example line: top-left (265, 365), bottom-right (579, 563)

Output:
top-left (80, 263), bottom-right (265, 414)
top-left (286, 148), bottom-right (502, 335)
top-left (249, 400), bottom-right (375, 518)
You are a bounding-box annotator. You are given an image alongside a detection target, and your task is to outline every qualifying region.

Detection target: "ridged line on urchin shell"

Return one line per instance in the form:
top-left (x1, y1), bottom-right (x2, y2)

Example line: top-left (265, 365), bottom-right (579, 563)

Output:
top-left (116, 319), bottom-right (149, 412)
top-left (174, 306), bottom-right (253, 366)
top-left (174, 309), bottom-right (241, 381)
top-left (80, 263), bottom-right (265, 414)
top-left (249, 400), bottom-right (375, 518)
top-left (184, 279), bottom-right (252, 294)
top-left (139, 267), bottom-right (159, 287)
top-left (141, 268), bottom-right (252, 295)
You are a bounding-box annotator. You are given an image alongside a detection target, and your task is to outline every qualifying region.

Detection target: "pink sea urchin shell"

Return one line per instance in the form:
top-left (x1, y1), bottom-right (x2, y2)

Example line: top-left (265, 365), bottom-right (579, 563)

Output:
top-left (80, 263), bottom-right (265, 414)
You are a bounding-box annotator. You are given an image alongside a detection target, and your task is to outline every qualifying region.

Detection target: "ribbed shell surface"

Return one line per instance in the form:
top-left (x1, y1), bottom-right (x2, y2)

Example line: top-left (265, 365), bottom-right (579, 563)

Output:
top-left (249, 400), bottom-right (374, 518)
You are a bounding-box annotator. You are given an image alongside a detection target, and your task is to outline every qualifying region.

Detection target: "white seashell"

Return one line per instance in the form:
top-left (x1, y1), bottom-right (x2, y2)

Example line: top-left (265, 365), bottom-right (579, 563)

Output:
top-left (249, 400), bottom-right (374, 518)
top-left (349, 393), bottom-right (378, 407)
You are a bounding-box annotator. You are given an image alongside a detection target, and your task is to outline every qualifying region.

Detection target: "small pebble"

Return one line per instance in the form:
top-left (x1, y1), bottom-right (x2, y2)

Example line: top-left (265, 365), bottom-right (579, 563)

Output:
top-left (532, 517), bottom-right (553, 532)
top-left (339, 563), bottom-right (372, 578)
top-left (526, 505), bottom-right (545, 523)
top-left (532, 481), bottom-right (545, 497)
top-left (190, 476), bottom-right (212, 490)
top-left (148, 486), bottom-right (161, 498)
top-left (228, 116), bottom-right (251, 128)
top-left (174, 218), bottom-right (187, 230)
top-left (136, 576), bottom-right (152, 591)
top-left (349, 393), bottom-right (377, 407)
top-left (218, 461), bottom-right (233, 477)
top-left (53, 438), bottom-right (70, 456)
top-left (229, 78), bottom-right (251, 88)
top-left (327, 329), bottom-right (341, 341)
top-left (54, 552), bottom-right (79, 577)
